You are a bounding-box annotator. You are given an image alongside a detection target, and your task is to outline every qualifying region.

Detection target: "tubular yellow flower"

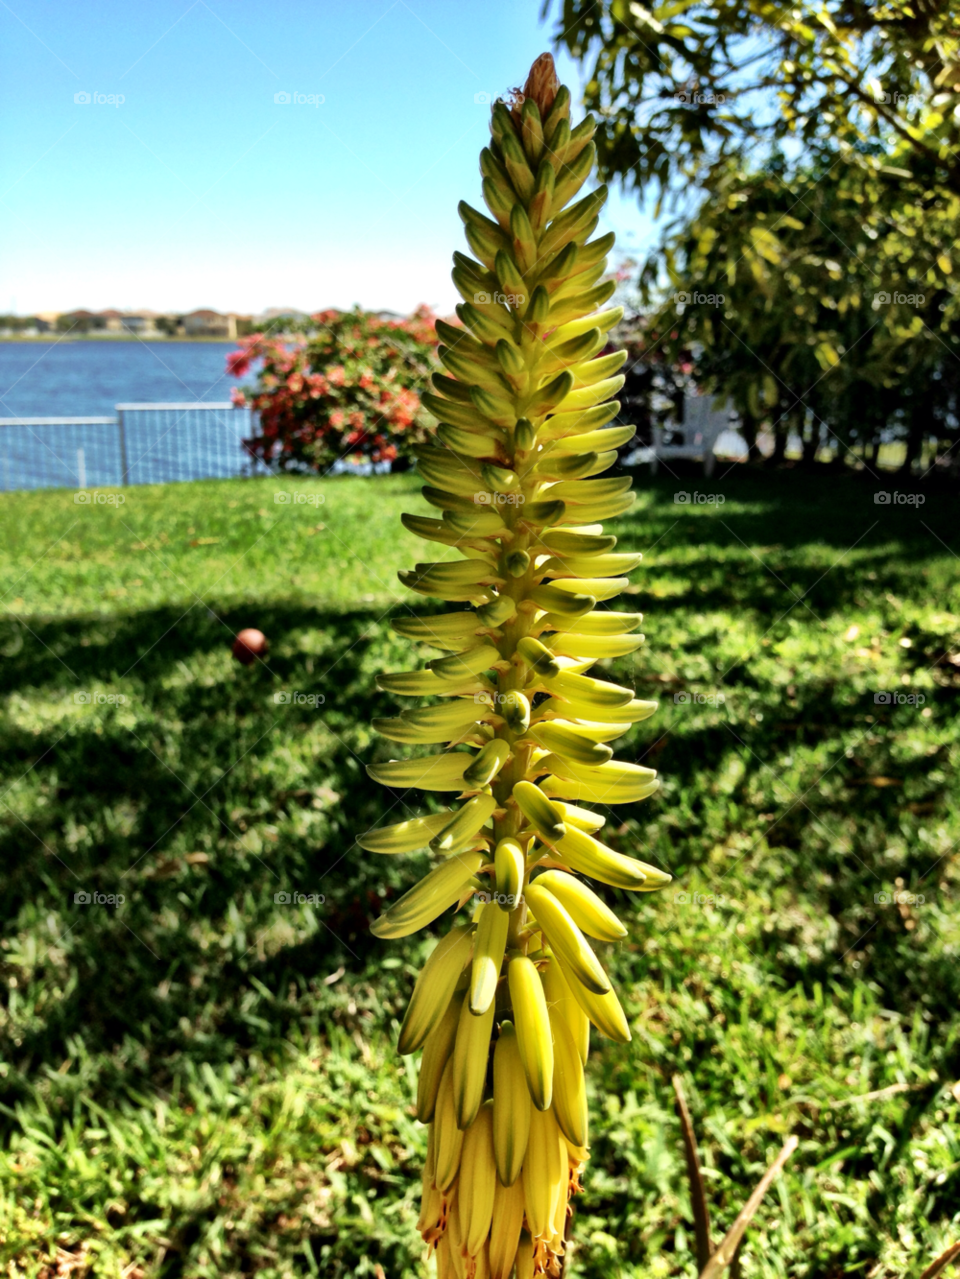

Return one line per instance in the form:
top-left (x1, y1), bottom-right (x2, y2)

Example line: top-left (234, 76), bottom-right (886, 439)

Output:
top-left (359, 52), bottom-right (672, 1274)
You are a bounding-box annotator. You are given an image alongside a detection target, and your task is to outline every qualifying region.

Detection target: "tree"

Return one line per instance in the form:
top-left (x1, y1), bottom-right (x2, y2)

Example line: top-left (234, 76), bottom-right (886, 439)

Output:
top-left (636, 154), bottom-right (960, 470)
top-left (549, 0), bottom-right (960, 473)
top-left (549, 0), bottom-right (960, 206)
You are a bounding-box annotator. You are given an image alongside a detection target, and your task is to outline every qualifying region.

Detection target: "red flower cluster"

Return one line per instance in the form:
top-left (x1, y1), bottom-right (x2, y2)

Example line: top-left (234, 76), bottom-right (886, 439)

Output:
top-left (227, 305), bottom-right (443, 471)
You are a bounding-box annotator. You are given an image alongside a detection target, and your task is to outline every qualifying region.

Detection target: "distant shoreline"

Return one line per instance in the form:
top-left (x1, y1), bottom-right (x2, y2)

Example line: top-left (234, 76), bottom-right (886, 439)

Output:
top-left (0, 335), bottom-right (237, 344)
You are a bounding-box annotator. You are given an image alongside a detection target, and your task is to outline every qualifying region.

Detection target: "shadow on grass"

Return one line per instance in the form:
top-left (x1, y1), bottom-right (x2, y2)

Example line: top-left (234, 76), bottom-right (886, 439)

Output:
top-left (1, 463), bottom-right (958, 1120)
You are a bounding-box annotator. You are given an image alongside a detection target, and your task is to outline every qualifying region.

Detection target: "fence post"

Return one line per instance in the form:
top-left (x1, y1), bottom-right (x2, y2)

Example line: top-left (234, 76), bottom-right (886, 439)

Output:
top-left (117, 407), bottom-right (129, 485)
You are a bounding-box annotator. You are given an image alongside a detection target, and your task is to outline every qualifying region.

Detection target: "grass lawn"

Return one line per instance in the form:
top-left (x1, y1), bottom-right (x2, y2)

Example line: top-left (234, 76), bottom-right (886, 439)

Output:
top-left (0, 467), bottom-right (958, 1278)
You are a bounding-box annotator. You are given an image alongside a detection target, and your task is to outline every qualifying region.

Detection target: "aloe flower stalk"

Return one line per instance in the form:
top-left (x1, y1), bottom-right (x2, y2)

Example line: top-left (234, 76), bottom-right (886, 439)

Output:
top-left (357, 53), bottom-right (672, 1278)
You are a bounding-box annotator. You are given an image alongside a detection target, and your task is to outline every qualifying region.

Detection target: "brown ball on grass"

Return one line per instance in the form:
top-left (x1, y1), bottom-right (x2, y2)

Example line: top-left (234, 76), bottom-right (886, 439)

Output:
top-left (232, 628), bottom-right (268, 666)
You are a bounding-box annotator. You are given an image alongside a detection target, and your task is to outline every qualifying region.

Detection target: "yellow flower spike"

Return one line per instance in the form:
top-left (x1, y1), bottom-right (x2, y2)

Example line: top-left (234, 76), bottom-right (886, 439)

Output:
top-left (488, 1176), bottom-right (526, 1279)
top-left (491, 1021), bottom-right (532, 1186)
top-left (452, 989), bottom-right (497, 1130)
top-left (548, 1004), bottom-right (589, 1148)
top-left (523, 882), bottom-right (611, 995)
top-left (469, 901), bottom-right (510, 1014)
top-left (507, 956), bottom-right (554, 1110)
top-left (521, 1104), bottom-right (565, 1241)
top-left (493, 837), bottom-right (525, 907)
top-left (360, 51), bottom-right (672, 1263)
top-left (458, 1101), bottom-right (497, 1258)
top-left (434, 1057), bottom-right (466, 1193)
top-left (532, 868), bottom-right (628, 941)
top-left (417, 988), bottom-right (466, 1123)
top-left (542, 953), bottom-right (590, 1064)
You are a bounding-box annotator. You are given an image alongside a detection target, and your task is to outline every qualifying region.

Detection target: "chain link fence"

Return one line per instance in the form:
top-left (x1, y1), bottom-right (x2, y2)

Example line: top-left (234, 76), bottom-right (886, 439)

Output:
top-left (0, 403), bottom-right (269, 491)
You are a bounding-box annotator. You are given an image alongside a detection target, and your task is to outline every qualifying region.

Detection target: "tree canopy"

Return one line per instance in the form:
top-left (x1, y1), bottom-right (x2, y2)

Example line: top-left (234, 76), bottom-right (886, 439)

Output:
top-left (549, 0), bottom-right (960, 470)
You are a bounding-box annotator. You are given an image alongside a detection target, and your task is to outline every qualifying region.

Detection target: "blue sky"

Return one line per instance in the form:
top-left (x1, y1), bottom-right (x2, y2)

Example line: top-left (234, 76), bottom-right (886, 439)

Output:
top-left (0, 0), bottom-right (656, 317)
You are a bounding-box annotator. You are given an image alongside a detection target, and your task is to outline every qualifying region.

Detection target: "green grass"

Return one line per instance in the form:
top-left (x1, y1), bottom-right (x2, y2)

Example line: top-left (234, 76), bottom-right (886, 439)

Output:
top-left (0, 469), bottom-right (958, 1278)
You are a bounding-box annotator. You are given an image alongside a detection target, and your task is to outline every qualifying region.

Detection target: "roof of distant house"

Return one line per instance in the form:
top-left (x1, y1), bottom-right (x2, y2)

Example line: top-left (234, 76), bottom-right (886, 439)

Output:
top-left (184, 309), bottom-right (225, 320)
top-left (255, 306), bottom-right (308, 321)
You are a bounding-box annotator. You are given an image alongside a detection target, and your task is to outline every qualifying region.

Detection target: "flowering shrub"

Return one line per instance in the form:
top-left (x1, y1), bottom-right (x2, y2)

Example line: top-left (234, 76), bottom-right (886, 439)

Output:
top-left (227, 306), bottom-right (441, 471)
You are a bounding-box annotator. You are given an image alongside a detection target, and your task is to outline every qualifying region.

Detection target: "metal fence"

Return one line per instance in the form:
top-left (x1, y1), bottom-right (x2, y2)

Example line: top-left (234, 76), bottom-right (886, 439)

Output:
top-left (0, 403), bottom-right (269, 492)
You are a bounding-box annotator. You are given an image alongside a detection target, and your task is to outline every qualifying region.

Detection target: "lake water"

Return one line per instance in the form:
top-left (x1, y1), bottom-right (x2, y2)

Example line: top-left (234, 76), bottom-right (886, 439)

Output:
top-left (0, 341), bottom-right (256, 491)
top-left (0, 340), bottom-right (240, 419)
